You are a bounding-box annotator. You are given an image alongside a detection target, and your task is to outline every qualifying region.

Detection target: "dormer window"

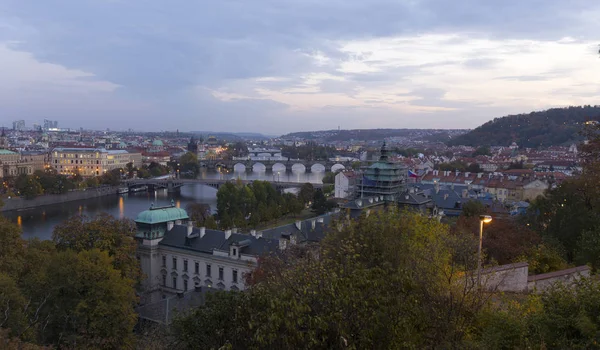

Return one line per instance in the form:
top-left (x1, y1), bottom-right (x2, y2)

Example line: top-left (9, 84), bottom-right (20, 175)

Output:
top-left (232, 248), bottom-right (237, 256)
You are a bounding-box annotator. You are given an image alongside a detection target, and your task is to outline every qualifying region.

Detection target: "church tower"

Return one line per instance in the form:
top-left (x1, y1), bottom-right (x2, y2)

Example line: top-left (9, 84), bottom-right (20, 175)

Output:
top-left (0, 128), bottom-right (8, 149)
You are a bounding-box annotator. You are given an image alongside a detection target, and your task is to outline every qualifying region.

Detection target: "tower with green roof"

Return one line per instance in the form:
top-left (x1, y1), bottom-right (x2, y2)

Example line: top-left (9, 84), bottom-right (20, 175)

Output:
top-left (358, 142), bottom-right (406, 202)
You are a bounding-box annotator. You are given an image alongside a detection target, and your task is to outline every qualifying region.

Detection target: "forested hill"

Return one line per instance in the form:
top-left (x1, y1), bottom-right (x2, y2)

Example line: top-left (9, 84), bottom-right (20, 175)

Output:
top-left (447, 106), bottom-right (600, 148)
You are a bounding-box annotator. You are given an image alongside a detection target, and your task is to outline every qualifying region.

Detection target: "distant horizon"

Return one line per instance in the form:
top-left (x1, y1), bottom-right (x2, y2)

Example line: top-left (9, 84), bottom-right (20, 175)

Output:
top-left (2, 1), bottom-right (599, 133)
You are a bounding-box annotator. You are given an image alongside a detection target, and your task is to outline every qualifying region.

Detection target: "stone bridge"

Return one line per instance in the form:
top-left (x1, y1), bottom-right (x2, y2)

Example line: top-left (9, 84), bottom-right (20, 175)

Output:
top-left (123, 178), bottom-right (325, 193)
top-left (201, 159), bottom-right (354, 173)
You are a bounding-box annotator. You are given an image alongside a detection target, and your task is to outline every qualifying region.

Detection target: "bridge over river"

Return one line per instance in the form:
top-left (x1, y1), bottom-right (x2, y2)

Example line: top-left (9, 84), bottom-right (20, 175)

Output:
top-left (122, 178), bottom-right (325, 193)
top-left (201, 159), bottom-right (354, 173)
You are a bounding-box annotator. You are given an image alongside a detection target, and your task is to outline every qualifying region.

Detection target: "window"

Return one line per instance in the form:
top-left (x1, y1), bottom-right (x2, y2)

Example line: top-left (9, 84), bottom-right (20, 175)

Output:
top-left (206, 264), bottom-right (212, 277)
top-left (194, 262), bottom-right (199, 274)
top-left (232, 270), bottom-right (238, 284)
top-left (183, 259), bottom-right (188, 272)
top-left (218, 267), bottom-right (224, 281)
top-left (232, 248), bottom-right (237, 256)
top-left (162, 256), bottom-right (166, 267)
top-left (172, 277), bottom-right (177, 289)
top-left (183, 279), bottom-right (188, 291)
top-left (162, 275), bottom-right (166, 286)
top-left (172, 257), bottom-right (177, 269)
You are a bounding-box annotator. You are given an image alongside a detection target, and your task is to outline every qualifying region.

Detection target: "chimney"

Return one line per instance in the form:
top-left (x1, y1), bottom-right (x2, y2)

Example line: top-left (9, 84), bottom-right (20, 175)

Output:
top-left (232, 228), bottom-right (238, 234)
top-left (444, 193), bottom-right (449, 200)
top-left (167, 221), bottom-right (174, 231)
top-left (225, 230), bottom-right (232, 240)
top-left (200, 227), bottom-right (206, 238)
top-left (455, 170), bottom-right (459, 177)
top-left (477, 172), bottom-right (483, 178)
top-left (295, 220), bottom-right (302, 231)
top-left (462, 189), bottom-right (468, 198)
top-left (279, 238), bottom-right (288, 250)
top-left (317, 217), bottom-right (324, 223)
top-left (256, 232), bottom-right (263, 239)
top-left (250, 229), bottom-right (256, 237)
top-left (175, 220), bottom-right (182, 225)
top-left (187, 221), bottom-right (194, 236)
top-left (465, 172), bottom-right (470, 178)
top-left (311, 219), bottom-right (316, 230)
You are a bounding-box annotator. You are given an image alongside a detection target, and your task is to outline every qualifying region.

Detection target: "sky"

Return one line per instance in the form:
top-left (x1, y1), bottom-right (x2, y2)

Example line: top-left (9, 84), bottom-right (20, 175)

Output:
top-left (1, 0), bottom-right (599, 135)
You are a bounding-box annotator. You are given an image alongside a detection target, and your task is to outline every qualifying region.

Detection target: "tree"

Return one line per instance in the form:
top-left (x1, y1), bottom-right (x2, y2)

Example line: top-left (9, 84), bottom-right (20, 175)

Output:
top-left (51, 214), bottom-right (142, 283)
top-left (472, 146), bottom-right (491, 157)
top-left (321, 172), bottom-right (336, 184)
top-left (42, 249), bottom-right (137, 348)
top-left (466, 163), bottom-right (482, 173)
top-left (186, 203), bottom-right (212, 226)
top-left (173, 210), bottom-right (487, 348)
top-left (15, 176), bottom-right (43, 199)
top-left (298, 183), bottom-right (314, 206)
top-left (460, 200), bottom-right (487, 218)
top-left (311, 188), bottom-right (328, 215)
top-left (179, 152), bottom-right (200, 178)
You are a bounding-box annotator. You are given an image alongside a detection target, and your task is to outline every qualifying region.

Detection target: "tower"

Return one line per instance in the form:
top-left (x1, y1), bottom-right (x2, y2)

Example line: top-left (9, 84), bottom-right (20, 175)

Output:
top-left (0, 128), bottom-right (8, 149)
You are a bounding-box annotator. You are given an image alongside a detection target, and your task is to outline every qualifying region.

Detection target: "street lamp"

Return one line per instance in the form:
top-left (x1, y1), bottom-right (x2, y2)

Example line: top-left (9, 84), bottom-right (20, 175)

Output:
top-left (477, 215), bottom-right (493, 288)
top-left (277, 171), bottom-right (280, 182)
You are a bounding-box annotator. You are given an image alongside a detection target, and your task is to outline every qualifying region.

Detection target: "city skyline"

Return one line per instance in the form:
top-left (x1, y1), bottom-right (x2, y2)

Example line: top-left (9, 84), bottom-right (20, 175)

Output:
top-left (1, 1), bottom-right (599, 134)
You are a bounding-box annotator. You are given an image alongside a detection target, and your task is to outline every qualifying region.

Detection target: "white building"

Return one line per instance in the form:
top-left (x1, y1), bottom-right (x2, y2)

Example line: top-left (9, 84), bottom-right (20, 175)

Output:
top-left (335, 170), bottom-right (358, 199)
top-left (135, 202), bottom-right (333, 304)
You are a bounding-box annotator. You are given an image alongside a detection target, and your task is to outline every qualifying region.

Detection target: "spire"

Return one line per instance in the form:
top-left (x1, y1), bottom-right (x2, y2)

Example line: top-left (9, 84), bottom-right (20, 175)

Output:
top-left (379, 141), bottom-right (390, 162)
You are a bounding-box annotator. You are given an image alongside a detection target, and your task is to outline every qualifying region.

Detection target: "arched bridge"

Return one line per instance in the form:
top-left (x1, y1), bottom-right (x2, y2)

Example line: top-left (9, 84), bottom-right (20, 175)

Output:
top-left (122, 178), bottom-right (325, 193)
top-left (203, 159), bottom-right (354, 173)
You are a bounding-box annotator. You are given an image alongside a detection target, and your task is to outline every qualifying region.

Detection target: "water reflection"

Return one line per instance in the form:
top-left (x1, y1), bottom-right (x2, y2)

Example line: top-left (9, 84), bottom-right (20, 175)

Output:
top-left (5, 170), bottom-right (323, 241)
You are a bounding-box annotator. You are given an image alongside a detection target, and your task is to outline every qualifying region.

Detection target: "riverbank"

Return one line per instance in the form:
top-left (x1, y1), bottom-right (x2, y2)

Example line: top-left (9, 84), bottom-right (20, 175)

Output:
top-left (1, 186), bottom-right (119, 212)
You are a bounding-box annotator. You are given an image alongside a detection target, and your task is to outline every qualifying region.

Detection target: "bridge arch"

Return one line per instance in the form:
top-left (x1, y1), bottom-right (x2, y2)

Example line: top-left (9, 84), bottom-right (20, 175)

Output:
top-left (252, 163), bottom-right (266, 172)
top-left (311, 163), bottom-right (326, 173)
top-left (233, 163), bottom-right (246, 172)
top-left (331, 163), bottom-right (346, 172)
top-left (272, 163), bottom-right (286, 173)
top-left (291, 163), bottom-right (306, 173)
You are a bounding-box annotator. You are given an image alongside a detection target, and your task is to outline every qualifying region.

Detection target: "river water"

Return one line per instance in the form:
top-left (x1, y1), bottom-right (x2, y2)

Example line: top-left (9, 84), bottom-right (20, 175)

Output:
top-left (5, 169), bottom-right (325, 241)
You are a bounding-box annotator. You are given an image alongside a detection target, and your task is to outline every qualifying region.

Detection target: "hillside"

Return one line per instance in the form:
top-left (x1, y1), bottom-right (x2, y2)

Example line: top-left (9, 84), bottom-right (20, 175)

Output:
top-left (282, 128), bottom-right (467, 142)
top-left (447, 106), bottom-right (600, 148)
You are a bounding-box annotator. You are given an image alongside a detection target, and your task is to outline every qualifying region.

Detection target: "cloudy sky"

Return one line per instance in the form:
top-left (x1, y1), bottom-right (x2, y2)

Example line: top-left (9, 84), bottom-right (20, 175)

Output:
top-left (1, 0), bottom-right (599, 135)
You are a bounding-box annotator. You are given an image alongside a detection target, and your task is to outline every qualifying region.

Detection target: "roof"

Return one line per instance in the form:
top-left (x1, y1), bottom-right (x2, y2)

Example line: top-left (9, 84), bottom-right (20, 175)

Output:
top-left (0, 149), bottom-right (16, 155)
top-left (52, 147), bottom-right (107, 153)
top-left (135, 203), bottom-right (189, 225)
top-left (152, 139), bottom-right (164, 146)
top-left (159, 226), bottom-right (279, 255)
top-left (107, 150), bottom-right (129, 154)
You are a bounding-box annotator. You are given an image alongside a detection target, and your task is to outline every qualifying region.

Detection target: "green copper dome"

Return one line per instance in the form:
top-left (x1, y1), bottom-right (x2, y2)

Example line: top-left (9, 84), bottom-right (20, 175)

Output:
top-left (135, 203), bottom-right (189, 225)
top-left (152, 139), bottom-right (164, 146)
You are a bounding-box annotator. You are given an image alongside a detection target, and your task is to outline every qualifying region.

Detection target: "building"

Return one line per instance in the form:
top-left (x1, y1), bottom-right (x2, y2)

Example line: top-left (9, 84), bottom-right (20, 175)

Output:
top-left (358, 142), bottom-right (406, 201)
top-left (12, 120), bottom-right (25, 131)
top-left (135, 202), bottom-right (337, 303)
top-left (50, 147), bottom-right (142, 176)
top-left (334, 170), bottom-right (358, 199)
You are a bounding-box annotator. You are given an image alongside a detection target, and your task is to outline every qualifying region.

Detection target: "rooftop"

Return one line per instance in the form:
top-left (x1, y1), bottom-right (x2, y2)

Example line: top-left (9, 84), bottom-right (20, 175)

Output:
top-left (135, 202), bottom-right (190, 225)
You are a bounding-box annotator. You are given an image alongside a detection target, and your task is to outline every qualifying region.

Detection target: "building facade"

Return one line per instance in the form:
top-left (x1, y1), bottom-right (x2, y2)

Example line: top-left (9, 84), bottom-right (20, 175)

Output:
top-left (334, 170), bottom-right (358, 199)
top-left (50, 147), bottom-right (142, 176)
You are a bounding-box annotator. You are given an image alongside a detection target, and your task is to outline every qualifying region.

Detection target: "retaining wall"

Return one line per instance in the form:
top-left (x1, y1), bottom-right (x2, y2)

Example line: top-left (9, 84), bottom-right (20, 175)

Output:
top-left (1, 186), bottom-right (118, 212)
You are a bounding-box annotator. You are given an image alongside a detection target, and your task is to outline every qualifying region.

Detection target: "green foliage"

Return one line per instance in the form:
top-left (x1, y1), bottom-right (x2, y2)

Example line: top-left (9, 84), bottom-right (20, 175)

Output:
top-left (311, 188), bottom-right (336, 215)
top-left (148, 162), bottom-right (170, 177)
top-left (179, 152), bottom-right (200, 178)
top-left (394, 147), bottom-right (424, 157)
top-left (298, 183), bottom-right (314, 205)
top-left (436, 160), bottom-right (468, 172)
top-left (185, 203), bottom-right (218, 228)
top-left (447, 105), bottom-right (600, 147)
top-left (0, 214), bottom-right (138, 348)
top-left (472, 146), bottom-right (491, 156)
top-left (321, 171), bottom-right (336, 184)
top-left (524, 243), bottom-right (570, 275)
top-left (461, 200), bottom-right (487, 218)
top-left (173, 210), bottom-right (487, 349)
top-left (52, 213), bottom-right (142, 283)
top-left (281, 143), bottom-right (335, 161)
top-left (216, 180), bottom-right (306, 229)
top-left (14, 175), bottom-right (44, 199)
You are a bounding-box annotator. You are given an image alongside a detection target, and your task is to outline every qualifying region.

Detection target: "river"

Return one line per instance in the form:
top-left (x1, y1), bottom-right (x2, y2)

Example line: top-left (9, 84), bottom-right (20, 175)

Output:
top-left (5, 169), bottom-right (325, 240)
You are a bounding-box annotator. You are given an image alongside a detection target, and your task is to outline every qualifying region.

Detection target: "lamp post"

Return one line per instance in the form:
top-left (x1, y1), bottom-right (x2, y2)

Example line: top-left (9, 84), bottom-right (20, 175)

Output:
top-left (277, 171), bottom-right (280, 182)
top-left (477, 215), bottom-right (493, 288)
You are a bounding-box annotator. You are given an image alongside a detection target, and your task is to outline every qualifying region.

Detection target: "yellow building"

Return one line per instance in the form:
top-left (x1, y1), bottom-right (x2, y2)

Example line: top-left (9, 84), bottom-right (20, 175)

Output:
top-left (51, 147), bottom-right (142, 177)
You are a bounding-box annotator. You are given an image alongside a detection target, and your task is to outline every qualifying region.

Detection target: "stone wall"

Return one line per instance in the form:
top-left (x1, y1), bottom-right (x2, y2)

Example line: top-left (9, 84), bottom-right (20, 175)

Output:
top-left (481, 262), bottom-right (529, 292)
top-left (528, 266), bottom-right (591, 292)
top-left (1, 186), bottom-right (118, 212)
top-left (480, 263), bottom-right (592, 293)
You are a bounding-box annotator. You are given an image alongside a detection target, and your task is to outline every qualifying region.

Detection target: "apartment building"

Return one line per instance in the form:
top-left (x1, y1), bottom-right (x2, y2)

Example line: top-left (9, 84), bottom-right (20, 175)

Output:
top-left (50, 147), bottom-right (142, 176)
